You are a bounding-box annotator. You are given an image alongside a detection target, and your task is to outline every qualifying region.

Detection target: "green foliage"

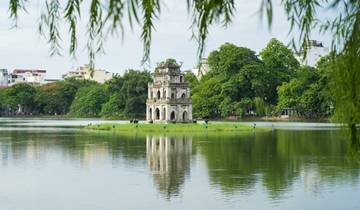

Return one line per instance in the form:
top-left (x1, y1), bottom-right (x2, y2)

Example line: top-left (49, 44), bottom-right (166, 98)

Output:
top-left (0, 88), bottom-right (6, 108)
top-left (253, 97), bottom-right (271, 116)
top-left (259, 38), bottom-right (300, 104)
top-left (36, 82), bottom-right (66, 115)
top-left (88, 122), bottom-right (265, 133)
top-left (234, 98), bottom-right (254, 118)
top-left (0, 70), bottom-right (150, 119)
top-left (102, 70), bottom-right (152, 119)
top-left (192, 43), bottom-right (271, 118)
top-left (192, 77), bottom-right (222, 119)
top-left (184, 71), bottom-right (199, 90)
top-left (331, 52), bottom-right (360, 144)
top-left (100, 93), bottom-right (122, 119)
top-left (277, 65), bottom-right (333, 118)
top-left (3, 83), bottom-right (38, 114)
top-left (36, 78), bottom-right (97, 115)
top-left (70, 84), bottom-right (108, 117)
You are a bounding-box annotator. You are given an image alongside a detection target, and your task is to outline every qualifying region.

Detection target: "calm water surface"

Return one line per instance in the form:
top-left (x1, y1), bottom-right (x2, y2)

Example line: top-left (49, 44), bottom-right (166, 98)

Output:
top-left (0, 119), bottom-right (359, 210)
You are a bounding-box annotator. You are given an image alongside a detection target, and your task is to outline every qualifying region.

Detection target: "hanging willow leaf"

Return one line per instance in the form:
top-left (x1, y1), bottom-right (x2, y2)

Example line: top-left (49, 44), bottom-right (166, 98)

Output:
top-left (105, 0), bottom-right (125, 36)
top-left (189, 0), bottom-right (235, 60)
top-left (39, 0), bottom-right (62, 56)
top-left (9, 0), bottom-right (28, 27)
top-left (5, 0), bottom-right (360, 68)
top-left (140, 0), bottom-right (160, 64)
top-left (64, 0), bottom-right (82, 58)
top-left (87, 0), bottom-right (105, 70)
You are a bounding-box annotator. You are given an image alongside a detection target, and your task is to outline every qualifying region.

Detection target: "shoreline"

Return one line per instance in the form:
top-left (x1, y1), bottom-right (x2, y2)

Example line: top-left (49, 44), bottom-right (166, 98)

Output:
top-left (85, 123), bottom-right (270, 133)
top-left (0, 115), bottom-right (330, 123)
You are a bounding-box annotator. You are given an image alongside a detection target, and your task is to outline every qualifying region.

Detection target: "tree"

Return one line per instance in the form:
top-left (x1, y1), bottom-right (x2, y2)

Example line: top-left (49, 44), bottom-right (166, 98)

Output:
top-left (69, 84), bottom-right (108, 117)
top-left (3, 83), bottom-right (38, 114)
top-left (36, 82), bottom-right (68, 115)
top-left (259, 38), bottom-right (299, 104)
top-left (0, 88), bottom-right (7, 116)
top-left (101, 70), bottom-right (151, 119)
top-left (35, 78), bottom-right (97, 115)
top-left (184, 72), bottom-right (199, 91)
top-left (192, 77), bottom-right (222, 118)
top-left (331, 52), bottom-right (360, 147)
top-left (192, 43), bottom-right (270, 118)
top-left (277, 65), bottom-right (333, 118)
top-left (100, 93), bottom-right (122, 119)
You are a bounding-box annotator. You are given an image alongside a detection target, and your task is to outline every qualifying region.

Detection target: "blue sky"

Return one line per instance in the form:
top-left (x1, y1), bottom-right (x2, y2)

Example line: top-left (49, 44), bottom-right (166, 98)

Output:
top-left (0, 0), bottom-right (331, 79)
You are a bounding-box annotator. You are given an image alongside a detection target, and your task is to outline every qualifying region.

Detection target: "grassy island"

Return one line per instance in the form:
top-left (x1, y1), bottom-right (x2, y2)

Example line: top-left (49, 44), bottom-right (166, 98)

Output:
top-left (85, 122), bottom-right (269, 133)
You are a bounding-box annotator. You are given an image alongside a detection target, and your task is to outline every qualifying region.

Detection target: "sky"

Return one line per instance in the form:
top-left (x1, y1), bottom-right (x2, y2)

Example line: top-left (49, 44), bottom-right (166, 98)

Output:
top-left (0, 0), bottom-right (331, 79)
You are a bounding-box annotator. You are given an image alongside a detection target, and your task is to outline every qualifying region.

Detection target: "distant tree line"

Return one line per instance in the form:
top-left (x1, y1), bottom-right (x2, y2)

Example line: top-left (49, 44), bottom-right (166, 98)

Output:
top-left (0, 39), bottom-right (334, 120)
top-left (0, 70), bottom-right (151, 119)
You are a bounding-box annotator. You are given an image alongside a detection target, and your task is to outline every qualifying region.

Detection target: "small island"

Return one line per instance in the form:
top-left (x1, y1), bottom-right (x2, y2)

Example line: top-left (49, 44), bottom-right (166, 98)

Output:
top-left (85, 122), bottom-right (268, 133)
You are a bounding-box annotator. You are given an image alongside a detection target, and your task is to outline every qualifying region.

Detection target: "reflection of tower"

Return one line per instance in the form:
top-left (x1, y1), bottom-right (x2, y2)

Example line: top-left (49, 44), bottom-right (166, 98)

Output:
top-left (146, 135), bottom-right (192, 199)
top-left (302, 166), bottom-right (322, 195)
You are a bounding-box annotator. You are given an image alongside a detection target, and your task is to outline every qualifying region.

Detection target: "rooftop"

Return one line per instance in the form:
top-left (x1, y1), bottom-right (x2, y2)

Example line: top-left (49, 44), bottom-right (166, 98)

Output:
top-left (13, 69), bottom-right (47, 74)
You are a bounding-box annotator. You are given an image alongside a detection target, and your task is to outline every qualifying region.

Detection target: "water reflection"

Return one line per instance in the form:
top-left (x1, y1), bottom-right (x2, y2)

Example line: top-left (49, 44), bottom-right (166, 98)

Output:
top-left (146, 135), bottom-right (192, 199)
top-left (199, 131), bottom-right (360, 200)
top-left (0, 127), bottom-right (359, 209)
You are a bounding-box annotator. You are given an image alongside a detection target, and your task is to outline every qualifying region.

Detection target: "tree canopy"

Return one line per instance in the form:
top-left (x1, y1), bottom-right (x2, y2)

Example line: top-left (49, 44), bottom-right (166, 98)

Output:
top-left (0, 70), bottom-right (151, 119)
top-left (259, 38), bottom-right (300, 104)
top-left (192, 43), bottom-right (270, 118)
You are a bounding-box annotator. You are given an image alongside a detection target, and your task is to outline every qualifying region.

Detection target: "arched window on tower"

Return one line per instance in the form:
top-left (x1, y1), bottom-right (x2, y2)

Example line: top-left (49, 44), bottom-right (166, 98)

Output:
top-left (181, 93), bottom-right (186, 99)
top-left (182, 111), bottom-right (188, 121)
top-left (157, 90), bottom-right (161, 99)
top-left (180, 76), bottom-right (183, 83)
top-left (170, 111), bottom-right (176, 121)
top-left (149, 108), bottom-right (152, 120)
top-left (155, 108), bottom-right (160, 120)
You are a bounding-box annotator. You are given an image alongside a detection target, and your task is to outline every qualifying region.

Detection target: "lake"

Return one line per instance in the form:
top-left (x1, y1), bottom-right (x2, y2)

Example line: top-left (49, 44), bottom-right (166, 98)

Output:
top-left (0, 119), bottom-right (359, 210)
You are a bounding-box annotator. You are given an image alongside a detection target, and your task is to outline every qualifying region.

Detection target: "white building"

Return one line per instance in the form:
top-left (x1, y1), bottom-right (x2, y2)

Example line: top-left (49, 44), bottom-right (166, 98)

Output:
top-left (9, 69), bottom-right (47, 86)
top-left (62, 64), bottom-right (113, 84)
top-left (146, 59), bottom-right (193, 123)
top-left (0, 69), bottom-right (9, 87)
top-left (297, 40), bottom-right (329, 67)
top-left (191, 58), bottom-right (209, 79)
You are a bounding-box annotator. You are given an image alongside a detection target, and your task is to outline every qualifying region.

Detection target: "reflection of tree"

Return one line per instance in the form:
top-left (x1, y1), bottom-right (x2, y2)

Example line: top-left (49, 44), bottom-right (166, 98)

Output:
top-left (199, 131), bottom-right (360, 199)
top-left (0, 131), bottom-right (147, 167)
top-left (1, 129), bottom-right (360, 202)
top-left (146, 135), bottom-right (192, 199)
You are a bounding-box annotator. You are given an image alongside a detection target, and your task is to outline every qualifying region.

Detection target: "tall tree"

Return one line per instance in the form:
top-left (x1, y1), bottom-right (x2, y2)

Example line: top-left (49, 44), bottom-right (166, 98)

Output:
top-left (192, 43), bottom-right (269, 118)
top-left (260, 38), bottom-right (299, 104)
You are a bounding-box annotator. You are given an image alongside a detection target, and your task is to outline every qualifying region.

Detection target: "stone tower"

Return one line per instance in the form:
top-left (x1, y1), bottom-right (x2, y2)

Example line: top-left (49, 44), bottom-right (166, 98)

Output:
top-left (146, 59), bottom-right (192, 123)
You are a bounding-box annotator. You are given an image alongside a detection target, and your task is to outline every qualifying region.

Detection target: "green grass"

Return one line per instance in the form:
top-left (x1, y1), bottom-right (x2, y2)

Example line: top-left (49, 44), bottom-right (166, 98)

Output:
top-left (85, 122), bottom-right (268, 133)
